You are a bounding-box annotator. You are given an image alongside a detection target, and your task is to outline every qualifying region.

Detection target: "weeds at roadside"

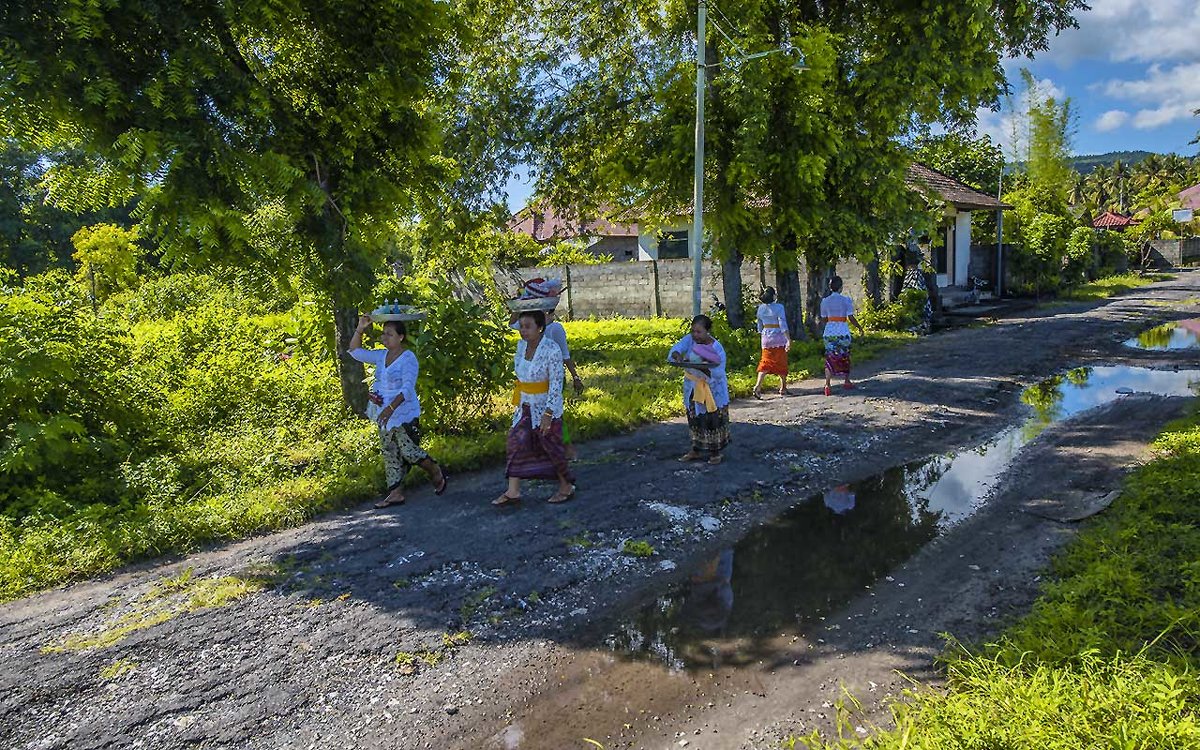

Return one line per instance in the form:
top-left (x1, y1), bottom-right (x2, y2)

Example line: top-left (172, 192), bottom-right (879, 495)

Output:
top-left (395, 631), bottom-right (473, 676)
top-left (622, 540), bottom-right (655, 558)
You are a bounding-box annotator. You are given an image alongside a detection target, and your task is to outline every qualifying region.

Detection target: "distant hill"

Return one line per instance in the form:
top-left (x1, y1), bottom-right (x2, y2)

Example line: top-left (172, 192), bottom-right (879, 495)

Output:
top-left (1069, 151), bottom-right (1155, 174)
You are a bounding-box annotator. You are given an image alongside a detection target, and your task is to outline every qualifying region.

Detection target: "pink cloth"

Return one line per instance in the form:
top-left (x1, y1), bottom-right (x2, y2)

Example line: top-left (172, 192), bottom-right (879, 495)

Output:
top-left (692, 342), bottom-right (720, 363)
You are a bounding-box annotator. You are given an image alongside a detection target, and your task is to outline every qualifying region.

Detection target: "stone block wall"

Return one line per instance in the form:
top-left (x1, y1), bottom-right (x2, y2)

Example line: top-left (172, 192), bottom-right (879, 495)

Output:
top-left (512, 256), bottom-right (869, 321)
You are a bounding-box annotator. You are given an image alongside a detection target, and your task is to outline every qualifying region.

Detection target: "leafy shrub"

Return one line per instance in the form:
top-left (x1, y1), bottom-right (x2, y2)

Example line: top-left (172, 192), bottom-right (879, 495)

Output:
top-left (370, 274), bottom-right (512, 433)
top-left (0, 279), bottom-right (158, 518)
top-left (1064, 226), bottom-right (1095, 283)
top-left (857, 289), bottom-right (928, 332)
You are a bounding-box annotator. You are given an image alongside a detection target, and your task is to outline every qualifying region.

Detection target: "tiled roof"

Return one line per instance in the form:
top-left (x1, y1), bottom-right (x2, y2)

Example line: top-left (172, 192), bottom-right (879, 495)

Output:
top-left (1092, 210), bottom-right (1138, 229)
top-left (905, 163), bottom-right (1012, 211)
top-left (1179, 183), bottom-right (1200, 211)
top-left (508, 204), bottom-right (639, 242)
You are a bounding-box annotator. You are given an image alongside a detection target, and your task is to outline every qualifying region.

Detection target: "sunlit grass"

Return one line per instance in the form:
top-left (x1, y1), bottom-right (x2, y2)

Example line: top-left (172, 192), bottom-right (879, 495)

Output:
top-left (789, 407), bottom-right (1200, 748)
top-left (1059, 273), bottom-right (1173, 302)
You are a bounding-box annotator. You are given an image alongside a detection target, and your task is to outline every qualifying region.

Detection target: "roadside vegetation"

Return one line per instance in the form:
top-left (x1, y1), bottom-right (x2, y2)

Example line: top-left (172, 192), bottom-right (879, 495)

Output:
top-left (790, 408), bottom-right (1200, 748)
top-left (0, 266), bottom-right (913, 603)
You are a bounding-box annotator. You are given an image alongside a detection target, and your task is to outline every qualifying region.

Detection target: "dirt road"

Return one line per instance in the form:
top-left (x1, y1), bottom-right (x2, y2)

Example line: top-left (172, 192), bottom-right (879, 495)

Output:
top-left (3, 272), bottom-right (1199, 750)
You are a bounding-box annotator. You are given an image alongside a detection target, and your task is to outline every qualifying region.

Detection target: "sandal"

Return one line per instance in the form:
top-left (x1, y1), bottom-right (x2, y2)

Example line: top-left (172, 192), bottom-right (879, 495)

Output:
top-left (548, 486), bottom-right (576, 504)
top-left (751, 388), bottom-right (763, 400)
top-left (492, 493), bottom-right (521, 507)
top-left (374, 494), bottom-right (406, 509)
top-left (678, 451), bottom-right (704, 463)
top-left (433, 470), bottom-right (449, 496)
top-left (824, 386), bottom-right (833, 397)
top-left (708, 454), bottom-right (723, 465)
top-left (843, 382), bottom-right (855, 391)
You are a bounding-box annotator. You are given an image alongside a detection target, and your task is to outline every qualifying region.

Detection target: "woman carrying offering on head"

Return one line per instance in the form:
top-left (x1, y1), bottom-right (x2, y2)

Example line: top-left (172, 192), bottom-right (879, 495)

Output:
top-left (494, 309), bottom-right (576, 506)
top-left (506, 279), bottom-right (584, 459)
top-left (669, 314), bottom-right (731, 465)
top-left (752, 286), bottom-right (791, 399)
top-left (349, 315), bottom-right (447, 509)
top-left (818, 276), bottom-right (865, 396)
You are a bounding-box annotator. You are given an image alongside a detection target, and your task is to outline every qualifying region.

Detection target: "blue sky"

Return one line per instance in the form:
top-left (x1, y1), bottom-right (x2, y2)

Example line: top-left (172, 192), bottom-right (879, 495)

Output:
top-left (507, 0), bottom-right (1200, 211)
top-left (982, 0), bottom-right (1200, 159)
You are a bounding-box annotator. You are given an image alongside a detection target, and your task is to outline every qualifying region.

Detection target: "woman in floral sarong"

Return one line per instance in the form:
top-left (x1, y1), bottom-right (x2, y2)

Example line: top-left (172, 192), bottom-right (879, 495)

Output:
top-left (669, 315), bottom-right (731, 465)
top-left (493, 310), bottom-right (576, 506)
top-left (819, 276), bottom-right (864, 396)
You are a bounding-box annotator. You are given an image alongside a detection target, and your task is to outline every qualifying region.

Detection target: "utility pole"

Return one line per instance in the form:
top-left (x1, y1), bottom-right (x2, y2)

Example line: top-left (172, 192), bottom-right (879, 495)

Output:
top-left (690, 0), bottom-right (707, 317)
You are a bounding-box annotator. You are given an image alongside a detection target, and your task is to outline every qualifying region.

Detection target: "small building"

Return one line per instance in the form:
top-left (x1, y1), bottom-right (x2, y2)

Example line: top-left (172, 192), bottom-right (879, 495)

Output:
top-left (507, 204), bottom-right (687, 262)
top-left (903, 163), bottom-right (1012, 289)
top-left (1091, 210), bottom-right (1139, 231)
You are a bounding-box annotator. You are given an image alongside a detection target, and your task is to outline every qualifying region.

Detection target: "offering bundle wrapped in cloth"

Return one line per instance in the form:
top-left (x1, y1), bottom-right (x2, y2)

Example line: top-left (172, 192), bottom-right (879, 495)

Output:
top-left (505, 278), bottom-right (564, 312)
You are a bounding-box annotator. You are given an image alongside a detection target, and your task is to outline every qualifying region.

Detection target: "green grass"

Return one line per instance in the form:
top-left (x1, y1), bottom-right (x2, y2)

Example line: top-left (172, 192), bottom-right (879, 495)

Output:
top-left (621, 539), bottom-right (656, 557)
top-left (1058, 272), bottom-right (1173, 302)
top-left (0, 316), bottom-right (911, 603)
top-left (789, 408), bottom-right (1200, 748)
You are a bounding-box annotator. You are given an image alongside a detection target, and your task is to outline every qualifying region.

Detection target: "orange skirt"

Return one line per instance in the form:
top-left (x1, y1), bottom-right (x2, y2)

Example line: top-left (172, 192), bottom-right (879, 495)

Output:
top-left (757, 346), bottom-right (789, 376)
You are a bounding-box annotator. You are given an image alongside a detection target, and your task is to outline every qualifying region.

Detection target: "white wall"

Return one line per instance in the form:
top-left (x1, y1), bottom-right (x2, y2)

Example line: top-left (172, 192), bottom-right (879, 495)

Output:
top-left (954, 211), bottom-right (972, 286)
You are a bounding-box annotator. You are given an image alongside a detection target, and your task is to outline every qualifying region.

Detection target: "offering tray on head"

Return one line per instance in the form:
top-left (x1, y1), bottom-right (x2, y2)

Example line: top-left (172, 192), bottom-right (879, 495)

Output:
top-left (370, 302), bottom-right (427, 322)
top-left (505, 296), bottom-right (560, 313)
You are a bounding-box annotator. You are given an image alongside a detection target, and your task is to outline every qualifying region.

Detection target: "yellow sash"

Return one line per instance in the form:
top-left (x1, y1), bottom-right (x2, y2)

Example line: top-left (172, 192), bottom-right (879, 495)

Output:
top-left (684, 371), bottom-right (717, 412)
top-left (763, 323), bottom-right (780, 329)
top-left (512, 380), bottom-right (550, 405)
top-left (827, 316), bottom-right (848, 322)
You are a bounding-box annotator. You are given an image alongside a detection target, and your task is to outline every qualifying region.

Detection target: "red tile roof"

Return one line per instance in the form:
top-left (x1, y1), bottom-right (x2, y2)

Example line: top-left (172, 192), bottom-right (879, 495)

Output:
top-left (1092, 211), bottom-right (1138, 229)
top-left (1179, 183), bottom-right (1200, 211)
top-left (508, 205), bottom-right (639, 242)
top-left (905, 163), bottom-right (1012, 211)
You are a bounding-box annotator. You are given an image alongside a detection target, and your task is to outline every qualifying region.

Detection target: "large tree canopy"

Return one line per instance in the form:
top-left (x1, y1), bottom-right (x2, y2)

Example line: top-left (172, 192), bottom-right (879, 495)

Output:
top-left (0, 0), bottom-right (458, 411)
top-left (505, 0), bottom-right (1085, 330)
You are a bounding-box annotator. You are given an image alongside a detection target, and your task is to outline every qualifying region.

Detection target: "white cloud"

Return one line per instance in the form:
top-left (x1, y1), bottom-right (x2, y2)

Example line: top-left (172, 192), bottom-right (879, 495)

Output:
top-left (1095, 109), bottom-right (1130, 132)
top-left (1042, 0), bottom-right (1200, 67)
top-left (1099, 62), bottom-right (1200, 130)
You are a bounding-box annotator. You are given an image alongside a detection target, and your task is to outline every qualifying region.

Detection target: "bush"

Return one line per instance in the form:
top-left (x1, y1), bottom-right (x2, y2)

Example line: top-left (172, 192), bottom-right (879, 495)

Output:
top-left (857, 289), bottom-right (928, 332)
top-left (0, 279), bottom-right (157, 519)
top-left (370, 274), bottom-right (512, 433)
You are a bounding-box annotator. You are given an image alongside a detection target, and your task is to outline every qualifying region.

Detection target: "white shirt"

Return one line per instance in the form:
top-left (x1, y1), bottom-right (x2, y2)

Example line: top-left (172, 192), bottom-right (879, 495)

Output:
top-left (820, 293), bottom-right (856, 338)
top-left (513, 338), bottom-right (566, 426)
top-left (756, 303), bottom-right (789, 348)
top-left (349, 348), bottom-right (421, 429)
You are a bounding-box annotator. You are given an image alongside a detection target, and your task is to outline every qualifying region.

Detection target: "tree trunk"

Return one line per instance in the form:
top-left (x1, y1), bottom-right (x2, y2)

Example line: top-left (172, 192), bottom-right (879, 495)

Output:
top-left (774, 263), bottom-right (803, 340)
top-left (332, 300), bottom-right (368, 417)
top-left (865, 253), bottom-right (883, 307)
top-left (805, 261), bottom-right (834, 339)
top-left (721, 244), bottom-right (745, 329)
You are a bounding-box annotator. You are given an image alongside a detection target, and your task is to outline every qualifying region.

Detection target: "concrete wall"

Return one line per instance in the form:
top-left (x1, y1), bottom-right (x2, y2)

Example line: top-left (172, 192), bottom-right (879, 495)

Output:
top-left (1145, 237), bottom-right (1200, 268)
top-left (514, 257), bottom-right (869, 320)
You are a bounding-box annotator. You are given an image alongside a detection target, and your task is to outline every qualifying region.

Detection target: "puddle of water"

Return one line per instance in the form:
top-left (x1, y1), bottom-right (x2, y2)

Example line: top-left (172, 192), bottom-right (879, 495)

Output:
top-left (1124, 319), bottom-right (1200, 350)
top-left (607, 365), bottom-right (1200, 671)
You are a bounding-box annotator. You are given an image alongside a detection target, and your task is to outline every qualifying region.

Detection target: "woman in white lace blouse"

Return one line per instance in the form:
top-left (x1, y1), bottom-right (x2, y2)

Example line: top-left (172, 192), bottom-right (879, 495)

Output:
top-left (493, 310), bottom-right (576, 506)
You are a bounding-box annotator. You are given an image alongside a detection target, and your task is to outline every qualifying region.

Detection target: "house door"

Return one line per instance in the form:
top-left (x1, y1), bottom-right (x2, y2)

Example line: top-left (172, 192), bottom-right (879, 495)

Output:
top-left (934, 224), bottom-right (954, 288)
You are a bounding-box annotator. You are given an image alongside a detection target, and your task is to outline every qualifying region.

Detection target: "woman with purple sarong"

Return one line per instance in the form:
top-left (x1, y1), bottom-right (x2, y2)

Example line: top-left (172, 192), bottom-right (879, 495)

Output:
top-left (493, 309), bottom-right (576, 506)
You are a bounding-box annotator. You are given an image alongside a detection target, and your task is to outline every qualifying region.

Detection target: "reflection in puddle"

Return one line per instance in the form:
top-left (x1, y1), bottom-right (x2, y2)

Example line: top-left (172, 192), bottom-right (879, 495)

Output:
top-left (1124, 319), bottom-right (1200, 350)
top-left (608, 366), bottom-right (1200, 671)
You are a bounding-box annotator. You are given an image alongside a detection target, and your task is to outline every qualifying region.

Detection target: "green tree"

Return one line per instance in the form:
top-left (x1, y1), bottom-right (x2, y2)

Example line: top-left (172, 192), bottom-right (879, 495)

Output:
top-left (0, 1), bottom-right (455, 414)
top-left (508, 0), bottom-right (1085, 335)
top-left (71, 223), bottom-right (142, 304)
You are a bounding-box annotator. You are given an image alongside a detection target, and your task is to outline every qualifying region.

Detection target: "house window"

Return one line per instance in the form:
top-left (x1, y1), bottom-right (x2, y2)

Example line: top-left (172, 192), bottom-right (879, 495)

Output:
top-left (658, 230), bottom-right (689, 259)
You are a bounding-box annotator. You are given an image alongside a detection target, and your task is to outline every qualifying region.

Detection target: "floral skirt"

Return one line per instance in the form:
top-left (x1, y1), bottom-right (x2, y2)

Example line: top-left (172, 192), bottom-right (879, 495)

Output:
top-left (688, 406), bottom-right (731, 455)
top-left (757, 346), bottom-right (789, 377)
top-left (506, 405), bottom-right (575, 481)
top-left (380, 420), bottom-right (430, 491)
top-left (824, 335), bottom-right (852, 377)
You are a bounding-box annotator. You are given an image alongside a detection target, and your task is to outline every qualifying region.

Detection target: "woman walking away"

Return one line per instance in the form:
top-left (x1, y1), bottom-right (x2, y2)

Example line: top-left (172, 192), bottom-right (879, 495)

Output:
top-left (669, 315), bottom-right (731, 465)
top-left (494, 310), bottom-right (576, 506)
top-left (350, 315), bottom-right (447, 509)
top-left (752, 286), bottom-right (791, 399)
top-left (819, 276), bottom-right (865, 396)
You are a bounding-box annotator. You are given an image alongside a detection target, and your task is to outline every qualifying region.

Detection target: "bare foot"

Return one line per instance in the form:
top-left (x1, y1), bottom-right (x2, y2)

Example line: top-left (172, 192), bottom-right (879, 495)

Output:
top-left (374, 490), bottom-right (406, 509)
